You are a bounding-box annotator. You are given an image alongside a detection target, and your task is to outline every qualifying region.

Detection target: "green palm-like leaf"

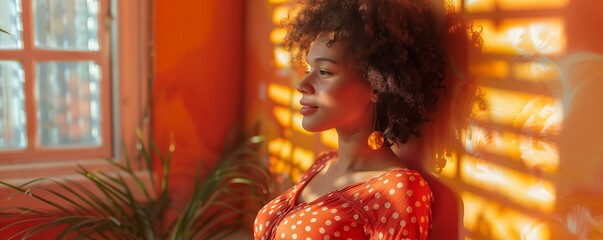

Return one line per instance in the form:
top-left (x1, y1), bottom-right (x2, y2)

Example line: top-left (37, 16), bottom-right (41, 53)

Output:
top-left (0, 126), bottom-right (272, 239)
top-left (169, 126), bottom-right (272, 240)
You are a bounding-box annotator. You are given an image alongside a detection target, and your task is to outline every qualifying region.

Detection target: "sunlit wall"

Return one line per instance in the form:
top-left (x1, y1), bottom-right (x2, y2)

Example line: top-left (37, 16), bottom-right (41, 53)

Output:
top-left (244, 0), bottom-right (603, 239)
top-left (452, 0), bottom-right (603, 239)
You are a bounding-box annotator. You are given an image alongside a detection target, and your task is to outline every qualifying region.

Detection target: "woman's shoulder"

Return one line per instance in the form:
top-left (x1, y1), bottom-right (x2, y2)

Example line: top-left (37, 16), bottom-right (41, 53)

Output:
top-left (372, 168), bottom-right (430, 189)
top-left (381, 168), bottom-right (428, 183)
top-left (349, 168), bottom-right (433, 205)
top-left (351, 169), bottom-right (434, 239)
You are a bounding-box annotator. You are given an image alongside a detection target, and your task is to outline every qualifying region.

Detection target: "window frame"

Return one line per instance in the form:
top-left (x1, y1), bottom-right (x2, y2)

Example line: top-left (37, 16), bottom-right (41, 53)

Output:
top-left (0, 0), bottom-right (151, 180)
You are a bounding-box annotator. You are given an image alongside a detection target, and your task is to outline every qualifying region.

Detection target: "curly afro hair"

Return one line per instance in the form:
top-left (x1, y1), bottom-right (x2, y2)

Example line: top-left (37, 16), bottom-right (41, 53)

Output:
top-left (283, 0), bottom-right (451, 144)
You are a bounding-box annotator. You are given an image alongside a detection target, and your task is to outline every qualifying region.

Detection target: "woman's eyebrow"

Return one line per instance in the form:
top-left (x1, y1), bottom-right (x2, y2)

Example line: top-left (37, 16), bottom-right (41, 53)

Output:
top-left (308, 57), bottom-right (339, 65)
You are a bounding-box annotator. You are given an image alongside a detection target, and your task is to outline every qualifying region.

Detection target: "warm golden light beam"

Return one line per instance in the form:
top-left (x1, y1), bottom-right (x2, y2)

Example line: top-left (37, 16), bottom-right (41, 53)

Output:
top-left (521, 222), bottom-right (549, 240)
top-left (498, 0), bottom-right (568, 10)
top-left (268, 138), bottom-right (292, 161)
top-left (267, 83), bottom-right (293, 106)
top-left (465, 0), bottom-right (568, 12)
top-left (268, 0), bottom-right (287, 4)
top-left (525, 181), bottom-right (555, 203)
top-left (273, 106), bottom-right (292, 128)
top-left (461, 190), bottom-right (550, 239)
top-left (272, 6), bottom-right (289, 24)
top-left (267, 138), bottom-right (314, 181)
top-left (268, 138), bottom-right (291, 157)
top-left (460, 155), bottom-right (556, 212)
top-left (483, 89), bottom-right (535, 125)
top-left (474, 19), bottom-right (565, 56)
top-left (293, 147), bottom-right (314, 172)
top-left (460, 125), bottom-right (493, 157)
top-left (513, 96), bottom-right (562, 132)
top-left (465, 0), bottom-right (492, 12)
top-left (518, 135), bottom-right (560, 171)
top-left (269, 146), bottom-right (314, 182)
top-left (274, 46), bottom-right (291, 68)
top-left (320, 129), bottom-right (338, 149)
top-left (272, 106), bottom-right (312, 136)
top-left (449, 0), bottom-right (463, 13)
top-left (269, 155), bottom-right (288, 174)
top-left (436, 150), bottom-right (458, 177)
top-left (460, 124), bottom-right (560, 172)
top-left (481, 87), bottom-right (560, 128)
top-left (270, 28), bottom-right (287, 44)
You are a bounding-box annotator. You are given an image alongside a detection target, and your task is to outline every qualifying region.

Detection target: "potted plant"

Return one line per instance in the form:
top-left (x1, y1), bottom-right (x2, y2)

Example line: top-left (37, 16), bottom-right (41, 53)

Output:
top-left (0, 127), bottom-right (273, 239)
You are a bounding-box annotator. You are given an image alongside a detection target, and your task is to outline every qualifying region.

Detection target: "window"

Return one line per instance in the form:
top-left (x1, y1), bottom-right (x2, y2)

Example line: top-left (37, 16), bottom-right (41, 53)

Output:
top-left (0, 0), bottom-right (150, 180)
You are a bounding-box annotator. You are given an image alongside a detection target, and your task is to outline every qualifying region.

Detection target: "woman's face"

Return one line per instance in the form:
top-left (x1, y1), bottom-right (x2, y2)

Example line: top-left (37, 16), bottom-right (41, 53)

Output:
top-left (297, 33), bottom-right (374, 133)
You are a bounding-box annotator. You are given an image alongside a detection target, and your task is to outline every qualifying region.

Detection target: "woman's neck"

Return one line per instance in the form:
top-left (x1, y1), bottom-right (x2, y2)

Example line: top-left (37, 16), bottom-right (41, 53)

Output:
top-left (334, 128), bottom-right (399, 172)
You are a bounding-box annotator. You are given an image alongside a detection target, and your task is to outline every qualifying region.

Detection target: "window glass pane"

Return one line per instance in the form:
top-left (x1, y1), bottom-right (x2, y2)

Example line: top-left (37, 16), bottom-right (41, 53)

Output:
top-left (0, 61), bottom-right (27, 150)
top-left (36, 61), bottom-right (101, 147)
top-left (0, 0), bottom-right (23, 49)
top-left (33, 0), bottom-right (99, 51)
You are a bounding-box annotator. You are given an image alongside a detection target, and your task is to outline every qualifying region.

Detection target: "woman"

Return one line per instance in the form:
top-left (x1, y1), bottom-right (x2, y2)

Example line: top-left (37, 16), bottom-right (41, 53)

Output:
top-left (255, 0), bottom-right (450, 239)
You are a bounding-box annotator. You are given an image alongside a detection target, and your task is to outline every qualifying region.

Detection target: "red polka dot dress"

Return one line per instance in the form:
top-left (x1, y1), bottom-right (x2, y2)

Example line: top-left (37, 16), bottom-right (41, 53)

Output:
top-left (254, 152), bottom-right (433, 240)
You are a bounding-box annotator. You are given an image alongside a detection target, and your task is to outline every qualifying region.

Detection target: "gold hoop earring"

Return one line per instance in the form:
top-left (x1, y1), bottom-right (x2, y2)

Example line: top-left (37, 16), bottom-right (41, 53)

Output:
top-left (368, 104), bottom-right (384, 150)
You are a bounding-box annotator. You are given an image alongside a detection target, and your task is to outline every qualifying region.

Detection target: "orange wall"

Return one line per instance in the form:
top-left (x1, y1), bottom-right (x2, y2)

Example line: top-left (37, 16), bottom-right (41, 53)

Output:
top-left (152, 0), bottom-right (244, 203)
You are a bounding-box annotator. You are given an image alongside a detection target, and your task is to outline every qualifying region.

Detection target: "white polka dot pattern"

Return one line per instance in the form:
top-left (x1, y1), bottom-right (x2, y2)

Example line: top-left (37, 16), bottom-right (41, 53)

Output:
top-left (254, 151), bottom-right (433, 240)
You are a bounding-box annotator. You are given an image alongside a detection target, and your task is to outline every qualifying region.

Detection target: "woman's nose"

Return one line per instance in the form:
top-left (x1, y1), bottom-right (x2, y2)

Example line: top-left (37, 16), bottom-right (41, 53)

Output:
top-left (296, 73), bottom-right (315, 94)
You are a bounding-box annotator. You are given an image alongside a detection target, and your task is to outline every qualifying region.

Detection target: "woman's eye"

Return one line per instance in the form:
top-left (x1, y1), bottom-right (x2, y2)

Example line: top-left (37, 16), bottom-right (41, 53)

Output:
top-left (319, 70), bottom-right (331, 76)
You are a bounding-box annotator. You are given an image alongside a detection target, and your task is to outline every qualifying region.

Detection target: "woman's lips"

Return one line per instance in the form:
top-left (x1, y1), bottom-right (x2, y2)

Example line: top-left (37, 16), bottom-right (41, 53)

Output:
top-left (300, 100), bottom-right (318, 115)
top-left (300, 105), bottom-right (318, 115)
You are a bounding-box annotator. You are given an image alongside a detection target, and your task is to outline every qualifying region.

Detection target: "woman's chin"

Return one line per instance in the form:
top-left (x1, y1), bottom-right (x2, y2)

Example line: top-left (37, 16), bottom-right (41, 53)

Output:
top-left (301, 121), bottom-right (327, 133)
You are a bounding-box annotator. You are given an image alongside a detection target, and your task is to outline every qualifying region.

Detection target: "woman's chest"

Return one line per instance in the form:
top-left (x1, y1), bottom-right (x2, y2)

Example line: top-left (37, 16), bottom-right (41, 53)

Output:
top-left (256, 195), bottom-right (367, 240)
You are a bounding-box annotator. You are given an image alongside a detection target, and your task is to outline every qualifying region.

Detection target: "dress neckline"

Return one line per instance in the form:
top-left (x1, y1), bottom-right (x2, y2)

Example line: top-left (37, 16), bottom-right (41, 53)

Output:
top-left (291, 151), bottom-right (410, 207)
top-left (291, 151), bottom-right (335, 206)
